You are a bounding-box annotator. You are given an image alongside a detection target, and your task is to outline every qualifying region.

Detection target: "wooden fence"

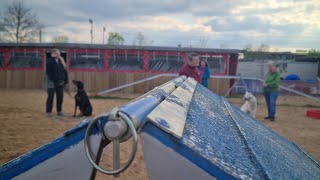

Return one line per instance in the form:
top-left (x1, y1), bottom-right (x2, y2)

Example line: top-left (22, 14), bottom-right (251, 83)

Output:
top-left (0, 70), bottom-right (230, 95)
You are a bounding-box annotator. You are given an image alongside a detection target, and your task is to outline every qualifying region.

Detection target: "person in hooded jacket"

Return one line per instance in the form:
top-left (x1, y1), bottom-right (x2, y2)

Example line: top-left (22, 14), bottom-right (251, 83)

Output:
top-left (198, 59), bottom-right (211, 88)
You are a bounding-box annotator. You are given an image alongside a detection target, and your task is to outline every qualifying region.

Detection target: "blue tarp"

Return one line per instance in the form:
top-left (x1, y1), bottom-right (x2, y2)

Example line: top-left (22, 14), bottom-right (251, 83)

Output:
top-left (285, 74), bottom-right (301, 80)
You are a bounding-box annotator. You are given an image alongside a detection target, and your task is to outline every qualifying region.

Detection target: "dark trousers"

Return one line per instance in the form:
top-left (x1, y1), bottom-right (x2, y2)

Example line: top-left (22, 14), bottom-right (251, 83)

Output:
top-left (264, 92), bottom-right (279, 118)
top-left (46, 85), bottom-right (64, 113)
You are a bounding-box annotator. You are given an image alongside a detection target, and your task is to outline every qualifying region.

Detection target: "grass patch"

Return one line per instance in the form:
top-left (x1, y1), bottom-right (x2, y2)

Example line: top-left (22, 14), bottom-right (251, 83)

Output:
top-left (304, 104), bottom-right (320, 108)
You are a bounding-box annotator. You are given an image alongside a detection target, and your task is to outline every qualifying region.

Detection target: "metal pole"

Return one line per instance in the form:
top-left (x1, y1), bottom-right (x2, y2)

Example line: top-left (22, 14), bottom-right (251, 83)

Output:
top-left (103, 27), bottom-right (106, 44)
top-left (91, 23), bottom-right (93, 44)
top-left (89, 19), bottom-right (93, 44)
top-left (94, 74), bottom-right (177, 96)
top-left (113, 139), bottom-right (120, 177)
top-left (39, 30), bottom-right (42, 43)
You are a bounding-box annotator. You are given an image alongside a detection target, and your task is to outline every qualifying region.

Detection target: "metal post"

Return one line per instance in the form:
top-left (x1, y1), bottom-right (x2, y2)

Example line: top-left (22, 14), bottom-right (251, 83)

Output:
top-left (39, 30), bottom-right (42, 43)
top-left (103, 27), bottom-right (106, 44)
top-left (113, 139), bottom-right (120, 177)
top-left (89, 19), bottom-right (93, 44)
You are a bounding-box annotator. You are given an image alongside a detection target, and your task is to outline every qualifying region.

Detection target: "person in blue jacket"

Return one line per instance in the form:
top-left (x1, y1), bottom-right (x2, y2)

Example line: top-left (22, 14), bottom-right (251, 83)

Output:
top-left (198, 59), bottom-right (211, 87)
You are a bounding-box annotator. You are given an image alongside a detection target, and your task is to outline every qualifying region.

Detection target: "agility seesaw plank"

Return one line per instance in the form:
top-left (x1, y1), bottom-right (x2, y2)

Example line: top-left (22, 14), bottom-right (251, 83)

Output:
top-left (147, 77), bottom-right (197, 138)
top-left (141, 82), bottom-right (320, 180)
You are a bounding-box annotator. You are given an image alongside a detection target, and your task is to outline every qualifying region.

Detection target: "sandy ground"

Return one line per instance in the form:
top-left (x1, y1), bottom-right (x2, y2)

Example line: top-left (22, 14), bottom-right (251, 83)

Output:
top-left (0, 89), bottom-right (320, 180)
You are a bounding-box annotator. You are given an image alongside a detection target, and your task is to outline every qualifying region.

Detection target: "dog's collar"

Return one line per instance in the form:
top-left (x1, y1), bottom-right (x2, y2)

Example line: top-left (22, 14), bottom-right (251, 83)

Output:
top-left (244, 97), bottom-right (252, 100)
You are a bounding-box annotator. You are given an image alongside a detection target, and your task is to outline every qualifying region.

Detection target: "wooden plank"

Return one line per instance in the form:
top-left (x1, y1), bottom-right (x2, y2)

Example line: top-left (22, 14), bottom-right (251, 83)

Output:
top-left (38, 71), bottom-right (45, 89)
top-left (10, 71), bottom-right (25, 88)
top-left (101, 72), bottom-right (109, 91)
top-left (25, 71), bottom-right (32, 88)
top-left (68, 72), bottom-right (76, 92)
top-left (207, 78), bottom-right (230, 95)
top-left (0, 70), bottom-right (6, 88)
top-left (83, 72), bottom-right (91, 92)
top-left (147, 77), bottom-right (196, 138)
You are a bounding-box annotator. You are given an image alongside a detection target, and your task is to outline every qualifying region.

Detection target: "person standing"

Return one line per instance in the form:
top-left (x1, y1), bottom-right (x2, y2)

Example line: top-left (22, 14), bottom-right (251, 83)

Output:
top-left (198, 59), bottom-right (211, 87)
top-left (179, 53), bottom-right (201, 83)
top-left (263, 61), bottom-right (280, 121)
top-left (46, 48), bottom-right (68, 116)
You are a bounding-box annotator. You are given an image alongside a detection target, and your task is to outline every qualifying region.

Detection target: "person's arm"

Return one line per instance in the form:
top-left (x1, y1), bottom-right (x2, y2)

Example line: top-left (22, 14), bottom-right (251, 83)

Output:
top-left (203, 67), bottom-right (210, 79)
top-left (266, 72), bottom-right (280, 87)
top-left (46, 61), bottom-right (55, 82)
top-left (58, 56), bottom-right (67, 70)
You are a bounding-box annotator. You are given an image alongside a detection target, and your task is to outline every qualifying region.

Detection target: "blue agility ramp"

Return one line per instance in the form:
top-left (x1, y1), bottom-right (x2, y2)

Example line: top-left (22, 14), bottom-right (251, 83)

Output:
top-left (1, 76), bottom-right (320, 180)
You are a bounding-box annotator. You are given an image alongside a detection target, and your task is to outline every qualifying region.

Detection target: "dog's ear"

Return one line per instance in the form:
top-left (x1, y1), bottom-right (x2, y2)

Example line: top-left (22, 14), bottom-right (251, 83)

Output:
top-left (77, 81), bottom-right (84, 90)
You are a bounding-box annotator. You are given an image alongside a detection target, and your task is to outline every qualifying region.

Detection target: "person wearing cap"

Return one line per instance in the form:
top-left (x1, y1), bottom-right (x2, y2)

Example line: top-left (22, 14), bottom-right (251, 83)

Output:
top-left (179, 53), bottom-right (201, 83)
top-left (263, 61), bottom-right (280, 121)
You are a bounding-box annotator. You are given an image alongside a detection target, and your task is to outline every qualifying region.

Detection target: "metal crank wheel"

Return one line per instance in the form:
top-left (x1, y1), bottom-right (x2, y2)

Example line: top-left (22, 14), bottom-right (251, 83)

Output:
top-left (84, 112), bottom-right (138, 175)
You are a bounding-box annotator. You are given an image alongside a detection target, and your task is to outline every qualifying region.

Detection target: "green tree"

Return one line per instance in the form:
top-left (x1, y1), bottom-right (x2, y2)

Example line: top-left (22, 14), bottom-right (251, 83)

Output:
top-left (0, 1), bottom-right (43, 42)
top-left (107, 32), bottom-right (125, 45)
top-left (308, 49), bottom-right (320, 56)
top-left (52, 35), bottom-right (69, 43)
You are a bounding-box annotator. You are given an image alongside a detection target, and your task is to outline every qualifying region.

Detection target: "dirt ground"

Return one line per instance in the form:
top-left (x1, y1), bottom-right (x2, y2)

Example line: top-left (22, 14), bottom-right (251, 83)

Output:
top-left (0, 89), bottom-right (320, 180)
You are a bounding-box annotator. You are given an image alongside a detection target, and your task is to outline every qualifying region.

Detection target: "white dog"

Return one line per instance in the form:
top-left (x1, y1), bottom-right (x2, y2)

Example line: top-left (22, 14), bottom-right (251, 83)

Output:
top-left (240, 91), bottom-right (257, 118)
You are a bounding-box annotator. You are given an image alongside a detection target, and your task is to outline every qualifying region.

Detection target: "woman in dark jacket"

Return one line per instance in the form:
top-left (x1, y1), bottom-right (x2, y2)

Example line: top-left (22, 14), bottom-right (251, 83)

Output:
top-left (46, 48), bottom-right (68, 116)
top-left (198, 60), bottom-right (210, 88)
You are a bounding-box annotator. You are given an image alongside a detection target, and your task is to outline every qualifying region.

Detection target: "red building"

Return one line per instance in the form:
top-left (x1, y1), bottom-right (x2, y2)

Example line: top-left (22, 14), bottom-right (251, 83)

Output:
top-left (0, 43), bottom-right (241, 94)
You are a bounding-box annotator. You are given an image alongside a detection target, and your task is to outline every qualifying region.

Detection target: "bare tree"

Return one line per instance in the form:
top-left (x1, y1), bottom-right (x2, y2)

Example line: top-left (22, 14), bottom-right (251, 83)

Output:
top-left (257, 43), bottom-right (270, 52)
top-left (244, 44), bottom-right (253, 51)
top-left (220, 42), bottom-right (228, 49)
top-left (52, 35), bottom-right (69, 43)
top-left (132, 32), bottom-right (153, 46)
top-left (0, 1), bottom-right (42, 42)
top-left (197, 36), bottom-right (209, 48)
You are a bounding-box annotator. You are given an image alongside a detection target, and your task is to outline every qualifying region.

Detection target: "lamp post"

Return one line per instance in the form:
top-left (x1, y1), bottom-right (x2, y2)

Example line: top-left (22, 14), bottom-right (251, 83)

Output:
top-left (89, 19), bottom-right (93, 44)
top-left (103, 26), bottom-right (106, 44)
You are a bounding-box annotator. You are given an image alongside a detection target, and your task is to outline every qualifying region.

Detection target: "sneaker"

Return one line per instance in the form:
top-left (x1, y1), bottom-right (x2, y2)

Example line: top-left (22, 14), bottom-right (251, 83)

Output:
top-left (46, 112), bottom-right (52, 117)
top-left (270, 117), bottom-right (275, 122)
top-left (57, 112), bottom-right (64, 116)
top-left (264, 116), bottom-right (271, 120)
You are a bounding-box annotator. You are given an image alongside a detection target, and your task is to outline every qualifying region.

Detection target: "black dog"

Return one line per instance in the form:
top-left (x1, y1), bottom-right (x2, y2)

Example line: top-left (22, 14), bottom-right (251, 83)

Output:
top-left (72, 80), bottom-right (92, 117)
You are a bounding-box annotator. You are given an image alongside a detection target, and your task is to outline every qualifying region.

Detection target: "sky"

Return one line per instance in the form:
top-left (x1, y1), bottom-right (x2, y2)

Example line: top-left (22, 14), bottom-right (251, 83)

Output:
top-left (0, 0), bottom-right (319, 52)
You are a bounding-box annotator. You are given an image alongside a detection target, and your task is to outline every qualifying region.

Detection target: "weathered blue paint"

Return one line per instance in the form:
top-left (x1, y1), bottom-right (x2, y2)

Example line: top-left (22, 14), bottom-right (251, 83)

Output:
top-left (142, 123), bottom-right (237, 180)
top-left (156, 118), bottom-right (170, 129)
top-left (0, 117), bottom-right (108, 180)
top-left (142, 84), bottom-right (320, 179)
